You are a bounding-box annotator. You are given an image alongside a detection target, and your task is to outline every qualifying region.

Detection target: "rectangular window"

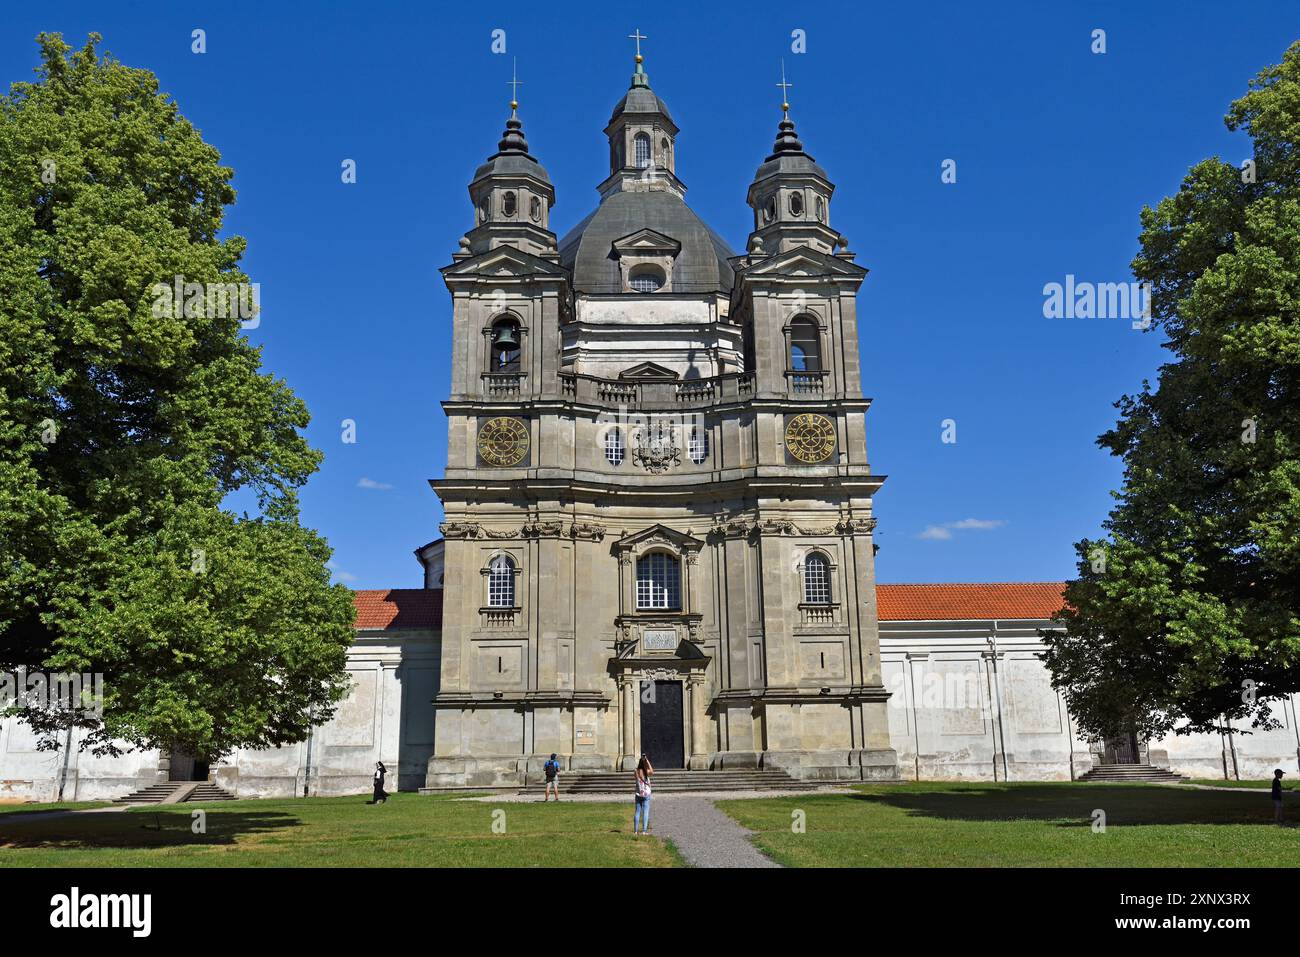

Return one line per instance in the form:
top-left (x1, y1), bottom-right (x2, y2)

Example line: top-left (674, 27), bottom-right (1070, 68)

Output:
top-left (636, 553), bottom-right (681, 610)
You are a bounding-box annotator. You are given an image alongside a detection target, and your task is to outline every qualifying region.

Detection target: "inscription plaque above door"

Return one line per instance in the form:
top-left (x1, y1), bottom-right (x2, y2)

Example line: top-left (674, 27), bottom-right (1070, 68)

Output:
top-left (643, 629), bottom-right (678, 651)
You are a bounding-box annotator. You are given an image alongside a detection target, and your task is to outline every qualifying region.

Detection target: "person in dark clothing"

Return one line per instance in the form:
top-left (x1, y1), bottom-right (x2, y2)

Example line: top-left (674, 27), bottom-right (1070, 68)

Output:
top-left (372, 761), bottom-right (389, 804)
top-left (543, 753), bottom-right (561, 802)
top-left (1271, 769), bottom-right (1285, 825)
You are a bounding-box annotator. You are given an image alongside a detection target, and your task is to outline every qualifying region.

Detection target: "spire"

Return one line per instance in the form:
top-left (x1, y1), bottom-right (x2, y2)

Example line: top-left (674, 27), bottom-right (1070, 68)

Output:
top-left (493, 57), bottom-right (531, 157)
top-left (628, 29), bottom-right (650, 88)
top-left (769, 59), bottom-right (808, 158)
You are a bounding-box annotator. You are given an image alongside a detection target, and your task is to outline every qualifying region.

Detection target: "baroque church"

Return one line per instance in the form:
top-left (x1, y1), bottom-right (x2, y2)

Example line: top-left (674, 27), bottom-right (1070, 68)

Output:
top-left (3, 49), bottom-right (1299, 802)
top-left (427, 46), bottom-right (896, 787)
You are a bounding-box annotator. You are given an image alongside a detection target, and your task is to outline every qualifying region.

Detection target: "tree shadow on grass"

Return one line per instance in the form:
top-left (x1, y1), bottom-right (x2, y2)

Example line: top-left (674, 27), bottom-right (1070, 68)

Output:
top-left (848, 784), bottom-right (1282, 827)
top-left (0, 809), bottom-right (302, 850)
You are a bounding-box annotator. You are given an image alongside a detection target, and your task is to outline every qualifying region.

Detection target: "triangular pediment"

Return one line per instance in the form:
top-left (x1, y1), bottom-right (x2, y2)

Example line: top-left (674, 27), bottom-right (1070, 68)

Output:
top-left (618, 361), bottom-right (679, 381)
top-left (613, 524), bottom-right (703, 553)
top-left (611, 228), bottom-right (682, 257)
top-left (441, 245), bottom-right (569, 280)
top-left (739, 246), bottom-right (866, 281)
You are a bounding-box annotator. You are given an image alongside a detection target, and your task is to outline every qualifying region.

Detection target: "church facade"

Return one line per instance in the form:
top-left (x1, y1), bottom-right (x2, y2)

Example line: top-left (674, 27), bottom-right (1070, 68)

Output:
top-left (5, 56), bottom-right (1300, 804)
top-left (427, 52), bottom-right (897, 787)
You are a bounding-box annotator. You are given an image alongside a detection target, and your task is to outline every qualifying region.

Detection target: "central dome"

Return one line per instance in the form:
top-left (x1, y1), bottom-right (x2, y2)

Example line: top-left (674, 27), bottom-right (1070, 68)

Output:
top-left (558, 190), bottom-right (735, 294)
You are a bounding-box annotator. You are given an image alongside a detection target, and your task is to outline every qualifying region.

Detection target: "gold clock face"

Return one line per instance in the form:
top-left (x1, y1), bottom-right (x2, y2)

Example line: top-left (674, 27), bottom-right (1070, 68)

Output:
top-left (784, 413), bottom-right (835, 464)
top-left (477, 417), bottom-right (530, 467)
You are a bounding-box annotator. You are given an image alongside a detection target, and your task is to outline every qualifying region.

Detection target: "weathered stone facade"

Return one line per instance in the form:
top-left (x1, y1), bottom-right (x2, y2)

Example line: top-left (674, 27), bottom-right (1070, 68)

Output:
top-left (425, 55), bottom-right (898, 787)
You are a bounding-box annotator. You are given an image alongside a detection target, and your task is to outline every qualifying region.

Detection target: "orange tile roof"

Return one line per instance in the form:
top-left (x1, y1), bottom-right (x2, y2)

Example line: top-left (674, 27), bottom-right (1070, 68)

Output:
top-left (876, 582), bottom-right (1067, 622)
top-left (349, 582), bottom-right (1068, 631)
top-left (352, 589), bottom-right (443, 630)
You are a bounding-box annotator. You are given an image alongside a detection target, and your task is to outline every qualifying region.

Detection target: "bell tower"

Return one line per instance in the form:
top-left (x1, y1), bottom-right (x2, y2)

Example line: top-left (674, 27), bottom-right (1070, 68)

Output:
top-left (464, 62), bottom-right (558, 259)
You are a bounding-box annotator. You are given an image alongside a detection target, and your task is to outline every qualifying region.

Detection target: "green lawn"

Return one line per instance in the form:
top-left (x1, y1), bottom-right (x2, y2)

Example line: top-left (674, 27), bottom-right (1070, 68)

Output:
top-left (0, 793), bottom-right (676, 867)
top-left (0, 800), bottom-right (110, 816)
top-left (1186, 778), bottom-right (1300, 790)
top-left (718, 782), bottom-right (1300, 867)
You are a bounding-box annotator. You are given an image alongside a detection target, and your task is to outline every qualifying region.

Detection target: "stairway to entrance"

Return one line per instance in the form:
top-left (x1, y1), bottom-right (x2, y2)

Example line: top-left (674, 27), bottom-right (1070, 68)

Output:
top-left (114, 781), bottom-right (238, 804)
top-left (1079, 763), bottom-right (1187, 784)
top-left (533, 768), bottom-right (825, 794)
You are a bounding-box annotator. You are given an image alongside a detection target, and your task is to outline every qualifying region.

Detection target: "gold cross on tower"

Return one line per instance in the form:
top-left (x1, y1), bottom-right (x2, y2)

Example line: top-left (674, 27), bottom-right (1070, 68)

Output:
top-left (627, 29), bottom-right (648, 63)
top-left (776, 59), bottom-right (793, 116)
top-left (507, 57), bottom-right (522, 113)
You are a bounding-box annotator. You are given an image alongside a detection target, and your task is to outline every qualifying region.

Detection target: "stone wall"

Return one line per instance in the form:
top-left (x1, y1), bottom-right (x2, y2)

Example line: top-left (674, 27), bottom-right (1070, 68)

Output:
top-left (880, 616), bottom-right (1300, 782)
top-left (0, 628), bottom-right (439, 802)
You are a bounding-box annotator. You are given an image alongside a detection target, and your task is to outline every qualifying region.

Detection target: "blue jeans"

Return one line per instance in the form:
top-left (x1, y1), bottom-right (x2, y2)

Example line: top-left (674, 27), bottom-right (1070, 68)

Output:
top-left (634, 795), bottom-right (651, 832)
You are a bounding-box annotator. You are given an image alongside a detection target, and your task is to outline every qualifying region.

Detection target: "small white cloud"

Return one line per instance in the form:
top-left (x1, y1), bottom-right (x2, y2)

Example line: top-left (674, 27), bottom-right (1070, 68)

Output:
top-left (918, 518), bottom-right (1005, 541)
top-left (357, 477), bottom-right (393, 491)
top-left (948, 518), bottom-right (1005, 531)
top-left (327, 560), bottom-right (359, 583)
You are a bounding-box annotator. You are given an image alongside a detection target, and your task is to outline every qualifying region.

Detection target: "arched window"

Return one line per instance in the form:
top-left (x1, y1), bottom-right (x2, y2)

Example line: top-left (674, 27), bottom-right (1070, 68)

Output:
top-left (491, 317), bottom-right (521, 371)
top-left (629, 265), bottom-right (664, 293)
top-left (634, 133), bottom-right (652, 169)
top-left (789, 317), bottom-right (821, 372)
top-left (605, 426), bottom-right (625, 465)
top-left (636, 552), bottom-right (680, 610)
top-left (688, 426), bottom-right (709, 464)
top-left (660, 137), bottom-right (671, 167)
top-left (488, 555), bottom-right (516, 607)
top-left (803, 553), bottom-right (832, 605)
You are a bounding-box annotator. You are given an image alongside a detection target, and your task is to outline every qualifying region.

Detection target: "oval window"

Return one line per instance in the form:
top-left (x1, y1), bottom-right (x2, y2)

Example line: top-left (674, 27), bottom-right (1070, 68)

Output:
top-left (478, 197), bottom-right (490, 224)
top-left (763, 196), bottom-right (776, 223)
top-left (815, 195), bottom-right (826, 222)
top-left (789, 191), bottom-right (804, 217)
top-left (529, 196), bottom-right (541, 222)
top-left (502, 191), bottom-right (517, 217)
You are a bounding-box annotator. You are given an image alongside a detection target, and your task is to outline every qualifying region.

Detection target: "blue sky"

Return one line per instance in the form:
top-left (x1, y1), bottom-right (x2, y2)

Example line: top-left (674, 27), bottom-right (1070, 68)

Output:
top-left (2, 1), bottom-right (1295, 588)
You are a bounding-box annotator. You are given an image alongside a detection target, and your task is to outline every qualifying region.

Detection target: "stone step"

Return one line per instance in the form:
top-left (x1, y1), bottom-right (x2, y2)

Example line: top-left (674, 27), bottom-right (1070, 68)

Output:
top-left (535, 768), bottom-right (824, 793)
top-left (115, 781), bottom-right (238, 804)
top-left (1079, 764), bottom-right (1187, 784)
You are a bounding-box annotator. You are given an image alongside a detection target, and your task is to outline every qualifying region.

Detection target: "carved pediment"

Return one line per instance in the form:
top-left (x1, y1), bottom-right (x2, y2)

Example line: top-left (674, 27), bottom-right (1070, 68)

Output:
top-left (740, 246), bottom-right (866, 281)
top-left (618, 361), bottom-right (679, 381)
top-left (441, 245), bottom-right (568, 280)
top-left (612, 524), bottom-right (704, 555)
top-left (611, 228), bottom-right (682, 258)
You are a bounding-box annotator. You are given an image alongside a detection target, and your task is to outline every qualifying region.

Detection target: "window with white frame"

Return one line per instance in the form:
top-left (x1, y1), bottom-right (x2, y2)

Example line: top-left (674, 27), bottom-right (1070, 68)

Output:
top-left (605, 426), bottom-right (625, 465)
top-left (688, 425), bottom-right (709, 464)
top-left (636, 552), bottom-right (681, 610)
top-left (803, 553), bottom-right (832, 605)
top-left (488, 555), bottom-right (516, 607)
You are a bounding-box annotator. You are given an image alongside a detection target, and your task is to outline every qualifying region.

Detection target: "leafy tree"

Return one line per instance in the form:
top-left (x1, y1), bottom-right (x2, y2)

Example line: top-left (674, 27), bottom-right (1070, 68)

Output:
top-left (1043, 42), bottom-right (1300, 744)
top-left (0, 34), bottom-right (354, 759)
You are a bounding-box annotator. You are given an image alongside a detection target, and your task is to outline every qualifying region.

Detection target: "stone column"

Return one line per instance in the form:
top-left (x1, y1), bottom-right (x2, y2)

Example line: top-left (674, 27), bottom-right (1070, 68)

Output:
top-left (688, 676), bottom-right (709, 770)
top-left (619, 678), bottom-right (637, 770)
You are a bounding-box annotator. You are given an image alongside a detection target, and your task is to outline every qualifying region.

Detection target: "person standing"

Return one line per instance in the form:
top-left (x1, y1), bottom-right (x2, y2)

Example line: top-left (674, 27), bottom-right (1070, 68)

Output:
top-left (633, 753), bottom-right (654, 836)
top-left (543, 753), bottom-right (562, 802)
top-left (372, 761), bottom-right (388, 804)
top-left (1272, 769), bottom-right (1285, 825)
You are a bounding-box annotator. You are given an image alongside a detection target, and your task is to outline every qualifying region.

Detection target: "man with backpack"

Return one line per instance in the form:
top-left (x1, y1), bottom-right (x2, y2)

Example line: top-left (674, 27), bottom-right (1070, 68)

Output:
top-left (543, 753), bottom-right (562, 802)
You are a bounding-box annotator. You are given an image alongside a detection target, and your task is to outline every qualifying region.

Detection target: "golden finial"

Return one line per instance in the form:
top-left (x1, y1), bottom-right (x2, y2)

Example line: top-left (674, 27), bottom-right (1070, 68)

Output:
top-left (628, 29), bottom-right (647, 64)
top-left (776, 59), bottom-right (793, 118)
top-left (507, 57), bottom-right (522, 115)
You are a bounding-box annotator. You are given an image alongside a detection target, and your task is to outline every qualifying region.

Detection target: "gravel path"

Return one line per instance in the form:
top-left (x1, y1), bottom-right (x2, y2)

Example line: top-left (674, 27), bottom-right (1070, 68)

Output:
top-left (647, 794), bottom-right (780, 868)
top-left (462, 789), bottom-right (811, 868)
